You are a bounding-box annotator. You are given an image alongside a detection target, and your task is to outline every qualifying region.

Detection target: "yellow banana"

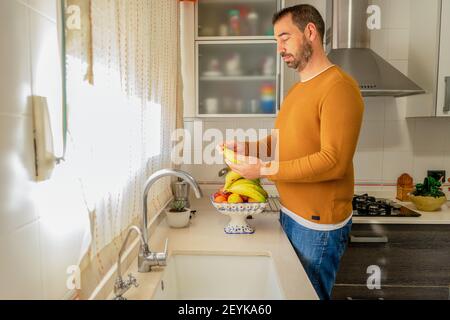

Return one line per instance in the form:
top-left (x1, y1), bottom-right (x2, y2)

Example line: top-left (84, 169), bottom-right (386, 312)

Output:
top-left (223, 146), bottom-right (241, 164)
top-left (229, 180), bottom-right (268, 198)
top-left (223, 171), bottom-right (242, 190)
top-left (225, 184), bottom-right (267, 203)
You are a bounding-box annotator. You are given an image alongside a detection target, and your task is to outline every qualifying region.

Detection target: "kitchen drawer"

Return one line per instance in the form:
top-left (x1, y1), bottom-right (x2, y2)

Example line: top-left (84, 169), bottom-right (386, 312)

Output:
top-left (335, 224), bottom-right (450, 287)
top-left (332, 284), bottom-right (450, 300)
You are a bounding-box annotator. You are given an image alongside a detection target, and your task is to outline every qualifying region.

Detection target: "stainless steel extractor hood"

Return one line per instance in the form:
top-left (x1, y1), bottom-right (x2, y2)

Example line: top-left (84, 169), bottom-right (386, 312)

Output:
top-left (326, 0), bottom-right (425, 97)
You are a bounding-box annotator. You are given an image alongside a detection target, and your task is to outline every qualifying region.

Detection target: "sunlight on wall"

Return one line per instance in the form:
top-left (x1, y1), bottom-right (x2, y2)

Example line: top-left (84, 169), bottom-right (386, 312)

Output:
top-left (33, 28), bottom-right (64, 157)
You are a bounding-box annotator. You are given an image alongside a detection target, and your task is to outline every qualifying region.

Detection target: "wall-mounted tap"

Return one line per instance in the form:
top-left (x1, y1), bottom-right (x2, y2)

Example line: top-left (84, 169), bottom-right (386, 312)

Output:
top-left (113, 225), bottom-right (144, 300)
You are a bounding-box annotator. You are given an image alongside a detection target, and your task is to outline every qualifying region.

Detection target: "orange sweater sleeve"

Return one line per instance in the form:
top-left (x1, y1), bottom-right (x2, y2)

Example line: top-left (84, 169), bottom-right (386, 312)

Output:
top-left (266, 81), bottom-right (364, 183)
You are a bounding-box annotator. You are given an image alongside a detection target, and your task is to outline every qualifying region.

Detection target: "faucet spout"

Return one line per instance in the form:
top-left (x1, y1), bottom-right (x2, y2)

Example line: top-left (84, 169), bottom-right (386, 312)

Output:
top-left (140, 169), bottom-right (202, 272)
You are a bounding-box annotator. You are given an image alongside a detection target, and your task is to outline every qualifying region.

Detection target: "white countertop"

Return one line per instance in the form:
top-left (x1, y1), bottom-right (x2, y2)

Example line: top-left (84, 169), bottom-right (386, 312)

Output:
top-left (107, 194), bottom-right (319, 300)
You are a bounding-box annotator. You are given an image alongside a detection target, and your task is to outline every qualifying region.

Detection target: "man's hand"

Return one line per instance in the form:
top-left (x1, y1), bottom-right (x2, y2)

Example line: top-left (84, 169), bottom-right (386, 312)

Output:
top-left (225, 156), bottom-right (266, 180)
top-left (216, 140), bottom-right (247, 155)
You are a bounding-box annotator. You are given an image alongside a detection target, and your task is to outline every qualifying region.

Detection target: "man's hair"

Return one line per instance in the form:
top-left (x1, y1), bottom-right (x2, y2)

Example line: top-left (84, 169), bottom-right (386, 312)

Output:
top-left (272, 5), bottom-right (325, 41)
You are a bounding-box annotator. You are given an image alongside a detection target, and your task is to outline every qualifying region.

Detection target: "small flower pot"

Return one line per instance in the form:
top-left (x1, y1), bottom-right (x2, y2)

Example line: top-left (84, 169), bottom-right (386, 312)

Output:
top-left (165, 208), bottom-right (191, 228)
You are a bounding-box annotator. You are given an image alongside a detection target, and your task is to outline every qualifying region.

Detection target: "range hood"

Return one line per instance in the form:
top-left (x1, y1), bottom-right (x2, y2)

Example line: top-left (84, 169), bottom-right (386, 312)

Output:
top-left (326, 0), bottom-right (425, 97)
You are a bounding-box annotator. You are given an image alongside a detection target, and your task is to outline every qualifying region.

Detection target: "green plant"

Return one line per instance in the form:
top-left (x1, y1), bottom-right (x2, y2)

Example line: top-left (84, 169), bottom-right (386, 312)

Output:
top-left (169, 199), bottom-right (188, 212)
top-left (412, 176), bottom-right (445, 198)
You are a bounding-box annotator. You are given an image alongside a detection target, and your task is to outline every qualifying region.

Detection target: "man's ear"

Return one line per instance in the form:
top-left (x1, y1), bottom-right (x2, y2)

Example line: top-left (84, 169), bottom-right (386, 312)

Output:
top-left (305, 23), bottom-right (317, 41)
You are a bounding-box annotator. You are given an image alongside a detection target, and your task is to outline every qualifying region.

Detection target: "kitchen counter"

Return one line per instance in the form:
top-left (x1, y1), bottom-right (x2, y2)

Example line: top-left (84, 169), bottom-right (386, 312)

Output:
top-left (106, 192), bottom-right (319, 300)
top-left (264, 184), bottom-right (450, 225)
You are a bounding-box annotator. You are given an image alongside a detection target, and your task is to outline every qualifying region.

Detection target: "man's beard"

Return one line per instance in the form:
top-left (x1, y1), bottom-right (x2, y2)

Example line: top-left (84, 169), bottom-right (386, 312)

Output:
top-left (282, 36), bottom-right (313, 71)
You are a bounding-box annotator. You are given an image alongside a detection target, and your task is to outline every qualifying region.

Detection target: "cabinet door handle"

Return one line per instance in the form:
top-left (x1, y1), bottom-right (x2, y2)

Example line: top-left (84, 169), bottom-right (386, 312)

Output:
top-left (444, 76), bottom-right (450, 112)
top-left (350, 235), bottom-right (388, 243)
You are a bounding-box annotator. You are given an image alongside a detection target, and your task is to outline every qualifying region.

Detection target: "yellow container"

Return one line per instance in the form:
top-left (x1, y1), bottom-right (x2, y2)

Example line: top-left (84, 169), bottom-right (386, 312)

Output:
top-left (409, 194), bottom-right (447, 212)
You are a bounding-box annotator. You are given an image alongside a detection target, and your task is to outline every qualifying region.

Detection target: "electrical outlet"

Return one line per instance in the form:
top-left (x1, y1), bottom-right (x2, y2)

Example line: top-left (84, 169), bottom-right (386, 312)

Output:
top-left (427, 170), bottom-right (446, 183)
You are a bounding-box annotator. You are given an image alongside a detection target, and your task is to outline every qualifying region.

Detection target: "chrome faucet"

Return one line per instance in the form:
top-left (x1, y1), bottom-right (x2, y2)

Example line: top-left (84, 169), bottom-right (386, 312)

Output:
top-left (138, 169), bottom-right (203, 272)
top-left (113, 225), bottom-right (144, 300)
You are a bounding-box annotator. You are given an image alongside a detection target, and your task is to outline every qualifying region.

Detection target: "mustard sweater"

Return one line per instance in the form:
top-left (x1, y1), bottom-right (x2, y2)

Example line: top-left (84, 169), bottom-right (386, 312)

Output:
top-left (265, 66), bottom-right (364, 224)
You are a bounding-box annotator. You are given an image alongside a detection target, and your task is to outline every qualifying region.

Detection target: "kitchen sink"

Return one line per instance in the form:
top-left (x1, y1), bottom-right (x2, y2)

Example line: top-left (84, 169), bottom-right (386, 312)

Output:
top-left (151, 252), bottom-right (285, 300)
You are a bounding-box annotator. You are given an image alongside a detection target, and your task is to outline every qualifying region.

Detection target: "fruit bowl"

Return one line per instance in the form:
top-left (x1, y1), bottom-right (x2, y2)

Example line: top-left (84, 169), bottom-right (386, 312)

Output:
top-left (408, 194), bottom-right (447, 212)
top-left (210, 195), bottom-right (268, 234)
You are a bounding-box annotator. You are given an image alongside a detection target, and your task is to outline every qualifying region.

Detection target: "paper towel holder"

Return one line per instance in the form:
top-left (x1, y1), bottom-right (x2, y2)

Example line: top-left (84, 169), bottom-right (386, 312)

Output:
top-left (32, 96), bottom-right (57, 181)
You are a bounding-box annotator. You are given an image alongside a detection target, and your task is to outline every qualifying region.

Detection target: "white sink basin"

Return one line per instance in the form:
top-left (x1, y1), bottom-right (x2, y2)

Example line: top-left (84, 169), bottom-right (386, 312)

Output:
top-left (152, 252), bottom-right (285, 300)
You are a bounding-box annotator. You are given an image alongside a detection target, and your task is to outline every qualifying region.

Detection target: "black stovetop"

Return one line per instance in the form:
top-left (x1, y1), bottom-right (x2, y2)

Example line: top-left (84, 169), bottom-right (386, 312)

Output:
top-left (352, 194), bottom-right (421, 217)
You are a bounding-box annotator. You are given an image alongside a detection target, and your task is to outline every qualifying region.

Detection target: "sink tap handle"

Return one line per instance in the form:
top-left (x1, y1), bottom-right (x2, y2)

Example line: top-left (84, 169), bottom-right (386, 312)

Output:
top-left (155, 238), bottom-right (169, 266)
top-left (127, 274), bottom-right (139, 288)
top-left (164, 238), bottom-right (169, 255)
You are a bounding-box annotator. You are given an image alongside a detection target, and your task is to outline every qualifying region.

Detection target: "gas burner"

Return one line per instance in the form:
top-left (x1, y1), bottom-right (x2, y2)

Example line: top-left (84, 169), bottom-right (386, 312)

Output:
top-left (352, 194), bottom-right (421, 217)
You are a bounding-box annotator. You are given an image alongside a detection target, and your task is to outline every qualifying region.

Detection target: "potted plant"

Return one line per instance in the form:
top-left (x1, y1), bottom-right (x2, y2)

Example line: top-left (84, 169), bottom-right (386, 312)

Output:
top-left (409, 176), bottom-right (447, 211)
top-left (165, 199), bottom-right (191, 228)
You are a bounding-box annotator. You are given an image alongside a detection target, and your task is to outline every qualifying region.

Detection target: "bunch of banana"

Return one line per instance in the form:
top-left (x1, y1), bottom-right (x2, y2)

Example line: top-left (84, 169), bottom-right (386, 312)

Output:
top-left (223, 171), bottom-right (242, 190)
top-left (222, 171), bottom-right (268, 203)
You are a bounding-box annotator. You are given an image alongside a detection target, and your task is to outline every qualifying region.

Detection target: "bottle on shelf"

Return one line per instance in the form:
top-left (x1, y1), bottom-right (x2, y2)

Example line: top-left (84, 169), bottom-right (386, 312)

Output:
top-left (260, 84), bottom-right (276, 114)
top-left (228, 9), bottom-right (241, 36)
top-left (247, 10), bottom-right (259, 36)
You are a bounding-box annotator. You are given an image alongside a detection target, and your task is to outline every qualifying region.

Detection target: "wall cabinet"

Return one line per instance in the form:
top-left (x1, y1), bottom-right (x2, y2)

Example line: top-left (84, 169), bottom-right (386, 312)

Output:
top-left (181, 0), bottom-right (282, 118)
top-left (407, 0), bottom-right (450, 118)
top-left (332, 224), bottom-right (450, 300)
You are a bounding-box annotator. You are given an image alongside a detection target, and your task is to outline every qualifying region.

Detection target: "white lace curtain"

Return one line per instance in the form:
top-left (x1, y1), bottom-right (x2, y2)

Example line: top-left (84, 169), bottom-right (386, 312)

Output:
top-left (64, 0), bottom-right (180, 298)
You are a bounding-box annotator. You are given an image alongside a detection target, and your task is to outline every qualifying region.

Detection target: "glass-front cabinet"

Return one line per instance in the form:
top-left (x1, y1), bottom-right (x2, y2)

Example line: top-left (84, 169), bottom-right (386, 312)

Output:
top-left (186, 0), bottom-right (281, 117)
top-left (197, 0), bottom-right (278, 39)
top-left (197, 41), bottom-right (279, 116)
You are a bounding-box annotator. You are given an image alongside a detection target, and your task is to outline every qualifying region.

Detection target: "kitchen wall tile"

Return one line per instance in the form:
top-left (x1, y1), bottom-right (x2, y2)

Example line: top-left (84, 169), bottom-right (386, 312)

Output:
top-left (386, 0), bottom-right (410, 29)
top-left (363, 97), bottom-right (385, 121)
top-left (0, 221), bottom-right (43, 299)
top-left (388, 59), bottom-right (408, 76)
top-left (356, 121), bottom-right (385, 151)
top-left (0, 0), bottom-right (32, 116)
top-left (442, 119), bottom-right (450, 152)
top-left (39, 207), bottom-right (88, 299)
top-left (383, 119), bottom-right (415, 152)
top-left (0, 115), bottom-right (38, 235)
top-left (443, 151), bottom-right (450, 183)
top-left (382, 151), bottom-right (414, 183)
top-left (28, 7), bottom-right (63, 155)
top-left (413, 118), bottom-right (450, 152)
top-left (384, 97), bottom-right (408, 120)
top-left (354, 150), bottom-right (384, 182)
top-left (388, 29), bottom-right (409, 60)
top-left (26, 0), bottom-right (57, 22)
top-left (370, 29), bottom-right (389, 58)
top-left (412, 150), bottom-right (446, 182)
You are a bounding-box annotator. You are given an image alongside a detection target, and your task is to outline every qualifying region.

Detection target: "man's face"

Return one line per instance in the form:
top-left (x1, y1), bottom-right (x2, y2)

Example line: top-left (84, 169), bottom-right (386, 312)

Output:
top-left (274, 14), bottom-right (313, 72)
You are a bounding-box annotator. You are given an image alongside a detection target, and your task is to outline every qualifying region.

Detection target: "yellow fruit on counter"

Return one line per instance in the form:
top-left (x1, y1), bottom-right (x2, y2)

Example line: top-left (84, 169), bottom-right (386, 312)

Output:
top-left (227, 193), bottom-right (244, 203)
top-left (229, 179), bottom-right (268, 198)
top-left (225, 184), bottom-right (266, 203)
top-left (223, 171), bottom-right (242, 190)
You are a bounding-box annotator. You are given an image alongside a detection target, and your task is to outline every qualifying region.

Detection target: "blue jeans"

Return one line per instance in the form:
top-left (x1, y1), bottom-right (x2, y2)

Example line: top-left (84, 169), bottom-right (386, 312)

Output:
top-left (279, 211), bottom-right (352, 300)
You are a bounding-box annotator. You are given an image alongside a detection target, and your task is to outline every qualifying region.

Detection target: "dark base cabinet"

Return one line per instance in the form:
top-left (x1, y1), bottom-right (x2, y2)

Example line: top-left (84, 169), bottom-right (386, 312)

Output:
top-left (332, 224), bottom-right (450, 300)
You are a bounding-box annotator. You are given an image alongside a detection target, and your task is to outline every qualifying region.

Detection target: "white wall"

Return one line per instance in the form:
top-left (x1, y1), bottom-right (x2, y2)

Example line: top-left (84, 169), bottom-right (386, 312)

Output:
top-left (358, 0), bottom-right (450, 184)
top-left (0, 0), bottom-right (88, 299)
top-left (182, 0), bottom-right (450, 186)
